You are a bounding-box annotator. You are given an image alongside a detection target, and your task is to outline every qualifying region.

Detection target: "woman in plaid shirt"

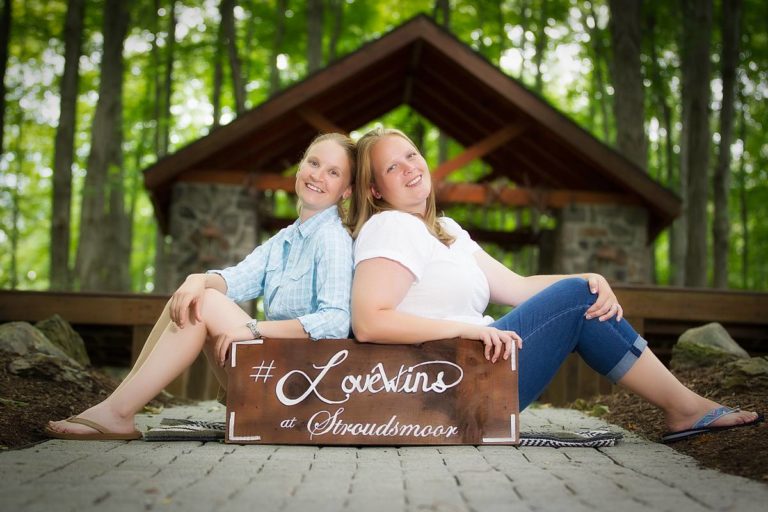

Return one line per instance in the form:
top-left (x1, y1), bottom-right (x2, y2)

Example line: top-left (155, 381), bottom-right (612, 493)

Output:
top-left (46, 133), bottom-right (356, 440)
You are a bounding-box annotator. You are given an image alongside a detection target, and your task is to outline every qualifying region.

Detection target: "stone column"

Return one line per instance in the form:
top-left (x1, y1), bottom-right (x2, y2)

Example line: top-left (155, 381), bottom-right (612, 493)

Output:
top-left (167, 182), bottom-right (258, 289)
top-left (552, 203), bottom-right (649, 284)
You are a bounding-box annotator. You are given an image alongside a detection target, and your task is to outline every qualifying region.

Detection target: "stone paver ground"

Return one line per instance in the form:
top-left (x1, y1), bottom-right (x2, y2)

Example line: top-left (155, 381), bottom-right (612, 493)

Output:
top-left (1, 402), bottom-right (766, 512)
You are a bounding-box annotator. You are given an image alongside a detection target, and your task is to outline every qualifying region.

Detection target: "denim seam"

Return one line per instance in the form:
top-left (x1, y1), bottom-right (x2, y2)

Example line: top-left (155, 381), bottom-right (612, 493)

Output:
top-left (524, 303), bottom-right (593, 341)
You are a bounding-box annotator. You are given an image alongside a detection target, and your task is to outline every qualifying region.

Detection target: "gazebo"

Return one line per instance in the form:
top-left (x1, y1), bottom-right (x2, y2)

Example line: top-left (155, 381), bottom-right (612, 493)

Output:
top-left (143, 14), bottom-right (680, 290)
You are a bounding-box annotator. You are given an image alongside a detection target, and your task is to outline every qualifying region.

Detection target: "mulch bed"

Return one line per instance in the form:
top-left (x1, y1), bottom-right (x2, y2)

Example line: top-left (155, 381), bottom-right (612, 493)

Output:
top-left (0, 351), bottom-right (185, 449)
top-left (573, 365), bottom-right (768, 483)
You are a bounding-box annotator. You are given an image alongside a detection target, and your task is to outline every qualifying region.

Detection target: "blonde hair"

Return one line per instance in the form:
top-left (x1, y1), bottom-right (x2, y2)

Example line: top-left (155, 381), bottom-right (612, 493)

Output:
top-left (297, 132), bottom-right (356, 218)
top-left (347, 127), bottom-right (455, 246)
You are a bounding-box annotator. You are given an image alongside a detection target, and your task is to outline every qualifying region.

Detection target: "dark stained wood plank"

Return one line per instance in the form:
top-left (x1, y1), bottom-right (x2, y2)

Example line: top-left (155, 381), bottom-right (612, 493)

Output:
top-left (226, 338), bottom-right (519, 445)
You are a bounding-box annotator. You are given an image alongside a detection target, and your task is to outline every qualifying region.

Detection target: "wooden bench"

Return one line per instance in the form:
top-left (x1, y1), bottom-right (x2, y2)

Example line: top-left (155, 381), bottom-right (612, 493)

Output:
top-left (1, 286), bottom-right (766, 402)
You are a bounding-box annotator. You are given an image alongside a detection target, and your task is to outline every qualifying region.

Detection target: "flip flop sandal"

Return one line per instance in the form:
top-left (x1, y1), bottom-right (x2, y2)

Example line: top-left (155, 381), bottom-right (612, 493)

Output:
top-left (44, 416), bottom-right (143, 441)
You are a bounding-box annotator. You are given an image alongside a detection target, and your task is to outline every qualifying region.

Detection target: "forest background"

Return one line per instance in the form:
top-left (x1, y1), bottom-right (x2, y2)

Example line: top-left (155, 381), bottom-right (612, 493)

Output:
top-left (0, 0), bottom-right (766, 295)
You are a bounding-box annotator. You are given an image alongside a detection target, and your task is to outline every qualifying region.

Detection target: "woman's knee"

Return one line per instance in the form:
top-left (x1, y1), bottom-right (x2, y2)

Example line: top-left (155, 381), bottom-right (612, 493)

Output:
top-left (552, 277), bottom-right (596, 306)
top-left (199, 288), bottom-right (231, 317)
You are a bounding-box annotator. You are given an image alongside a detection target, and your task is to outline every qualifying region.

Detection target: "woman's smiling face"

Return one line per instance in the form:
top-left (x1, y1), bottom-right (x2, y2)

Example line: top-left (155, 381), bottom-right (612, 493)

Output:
top-left (370, 134), bottom-right (432, 215)
top-left (295, 139), bottom-right (352, 220)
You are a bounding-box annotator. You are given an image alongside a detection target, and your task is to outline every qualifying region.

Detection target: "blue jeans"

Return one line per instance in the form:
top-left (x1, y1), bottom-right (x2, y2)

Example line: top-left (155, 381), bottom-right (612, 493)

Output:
top-left (490, 277), bottom-right (647, 410)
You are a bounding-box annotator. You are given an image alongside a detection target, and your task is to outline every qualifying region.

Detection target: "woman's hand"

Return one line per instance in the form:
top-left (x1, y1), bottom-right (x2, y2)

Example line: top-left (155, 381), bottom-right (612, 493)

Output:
top-left (461, 325), bottom-right (523, 364)
top-left (169, 274), bottom-right (206, 327)
top-left (585, 273), bottom-right (623, 322)
top-left (214, 330), bottom-right (236, 367)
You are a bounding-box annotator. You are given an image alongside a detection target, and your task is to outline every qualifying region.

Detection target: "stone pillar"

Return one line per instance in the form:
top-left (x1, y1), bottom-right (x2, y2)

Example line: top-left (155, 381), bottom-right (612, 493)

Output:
top-left (553, 203), bottom-right (649, 284)
top-left (168, 182), bottom-right (258, 288)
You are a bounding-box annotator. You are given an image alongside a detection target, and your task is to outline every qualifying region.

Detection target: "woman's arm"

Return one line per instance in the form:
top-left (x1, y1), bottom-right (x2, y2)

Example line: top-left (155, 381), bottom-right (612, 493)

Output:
top-left (474, 251), bottom-right (622, 321)
top-left (352, 257), bottom-right (518, 362)
top-left (293, 227), bottom-right (353, 339)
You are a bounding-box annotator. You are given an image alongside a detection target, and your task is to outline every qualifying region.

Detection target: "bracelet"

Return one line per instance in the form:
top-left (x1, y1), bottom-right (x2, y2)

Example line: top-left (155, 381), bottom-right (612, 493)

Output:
top-left (246, 319), bottom-right (261, 339)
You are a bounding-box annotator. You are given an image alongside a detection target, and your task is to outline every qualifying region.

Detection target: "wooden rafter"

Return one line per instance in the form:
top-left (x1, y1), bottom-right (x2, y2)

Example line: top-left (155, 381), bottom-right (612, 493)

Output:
top-left (431, 124), bottom-right (525, 182)
top-left (435, 182), bottom-right (639, 208)
top-left (297, 107), bottom-right (347, 134)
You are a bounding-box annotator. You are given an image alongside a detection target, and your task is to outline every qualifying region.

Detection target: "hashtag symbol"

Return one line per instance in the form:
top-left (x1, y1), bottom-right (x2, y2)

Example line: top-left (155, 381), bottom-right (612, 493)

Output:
top-left (250, 360), bottom-right (276, 383)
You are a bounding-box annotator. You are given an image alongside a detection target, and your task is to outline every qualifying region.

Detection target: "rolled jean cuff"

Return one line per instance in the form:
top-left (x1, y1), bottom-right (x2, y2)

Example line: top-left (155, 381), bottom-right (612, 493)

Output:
top-left (606, 335), bottom-right (648, 383)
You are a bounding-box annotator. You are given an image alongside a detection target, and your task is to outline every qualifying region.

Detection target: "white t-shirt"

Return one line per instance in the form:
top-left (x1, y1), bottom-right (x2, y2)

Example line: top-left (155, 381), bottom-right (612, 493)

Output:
top-left (354, 210), bottom-right (494, 325)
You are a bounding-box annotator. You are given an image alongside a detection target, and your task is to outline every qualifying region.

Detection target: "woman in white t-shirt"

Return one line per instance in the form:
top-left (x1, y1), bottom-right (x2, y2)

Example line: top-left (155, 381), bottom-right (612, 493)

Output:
top-left (347, 127), bottom-right (761, 443)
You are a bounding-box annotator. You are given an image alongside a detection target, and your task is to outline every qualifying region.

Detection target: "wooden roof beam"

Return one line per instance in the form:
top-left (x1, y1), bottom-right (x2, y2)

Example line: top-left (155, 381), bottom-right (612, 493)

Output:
top-left (432, 124), bottom-right (525, 182)
top-left (298, 107), bottom-right (348, 135)
top-left (403, 40), bottom-right (423, 105)
top-left (436, 182), bottom-right (640, 208)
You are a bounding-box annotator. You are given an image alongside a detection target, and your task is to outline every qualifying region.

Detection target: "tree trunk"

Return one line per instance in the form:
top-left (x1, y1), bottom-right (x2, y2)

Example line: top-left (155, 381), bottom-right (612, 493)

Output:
top-left (243, 0), bottom-right (257, 82)
top-left (307, 0), bottom-right (324, 73)
top-left (50, 0), bottom-right (86, 291)
top-left (608, 0), bottom-right (647, 170)
top-left (736, 98), bottom-right (748, 288)
top-left (533, 0), bottom-right (548, 94)
top-left (433, 0), bottom-right (450, 163)
top-left (9, 110), bottom-right (23, 289)
top-left (586, 2), bottom-right (611, 142)
top-left (151, 0), bottom-right (162, 153)
top-left (158, 0), bottom-right (176, 156)
top-left (712, 0), bottom-right (742, 289)
top-left (212, 1), bottom-right (224, 127)
top-left (327, 0), bottom-right (343, 63)
top-left (269, 0), bottom-right (286, 95)
top-left (517, 0), bottom-right (529, 81)
top-left (608, 0), bottom-right (650, 282)
top-left (74, 0), bottom-right (131, 291)
top-left (221, 0), bottom-right (245, 115)
top-left (0, 0), bottom-right (12, 157)
top-left (681, 0), bottom-right (713, 288)
top-left (646, 6), bottom-right (677, 284)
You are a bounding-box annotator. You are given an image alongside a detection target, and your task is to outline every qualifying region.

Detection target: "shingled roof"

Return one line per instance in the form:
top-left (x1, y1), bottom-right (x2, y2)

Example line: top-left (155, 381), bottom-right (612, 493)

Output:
top-left (143, 14), bottom-right (680, 237)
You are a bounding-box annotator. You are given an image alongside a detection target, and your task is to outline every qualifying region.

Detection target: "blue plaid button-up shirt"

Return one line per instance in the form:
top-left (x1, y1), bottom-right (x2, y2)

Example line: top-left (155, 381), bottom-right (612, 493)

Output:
top-left (209, 206), bottom-right (352, 339)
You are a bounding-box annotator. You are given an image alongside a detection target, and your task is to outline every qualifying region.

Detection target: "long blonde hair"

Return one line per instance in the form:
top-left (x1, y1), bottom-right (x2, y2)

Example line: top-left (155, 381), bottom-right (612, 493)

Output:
top-left (347, 127), bottom-right (454, 246)
top-left (297, 132), bottom-right (356, 218)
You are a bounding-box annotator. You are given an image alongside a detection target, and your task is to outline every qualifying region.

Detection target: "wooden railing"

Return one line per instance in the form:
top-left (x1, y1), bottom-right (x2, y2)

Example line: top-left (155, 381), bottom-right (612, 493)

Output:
top-left (1, 287), bottom-right (767, 402)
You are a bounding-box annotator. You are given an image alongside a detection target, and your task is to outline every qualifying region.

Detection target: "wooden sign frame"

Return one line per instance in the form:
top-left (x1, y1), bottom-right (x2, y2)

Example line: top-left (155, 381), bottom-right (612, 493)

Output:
top-left (225, 338), bottom-right (519, 445)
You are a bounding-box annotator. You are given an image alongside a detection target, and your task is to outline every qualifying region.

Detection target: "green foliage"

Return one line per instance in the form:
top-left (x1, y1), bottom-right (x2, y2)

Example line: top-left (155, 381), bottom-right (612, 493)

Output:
top-left (1, 0), bottom-right (767, 292)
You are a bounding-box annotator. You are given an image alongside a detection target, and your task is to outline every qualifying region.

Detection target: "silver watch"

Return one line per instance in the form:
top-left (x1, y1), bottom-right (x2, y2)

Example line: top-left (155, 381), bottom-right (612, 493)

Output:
top-left (246, 319), bottom-right (261, 339)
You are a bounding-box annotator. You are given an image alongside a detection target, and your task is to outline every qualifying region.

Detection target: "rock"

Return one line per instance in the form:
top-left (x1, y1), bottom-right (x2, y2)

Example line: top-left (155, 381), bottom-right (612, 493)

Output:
top-left (0, 322), bottom-right (78, 364)
top-left (723, 357), bottom-right (768, 391)
top-left (671, 322), bottom-right (749, 370)
top-left (35, 315), bottom-right (90, 366)
top-left (8, 353), bottom-right (90, 388)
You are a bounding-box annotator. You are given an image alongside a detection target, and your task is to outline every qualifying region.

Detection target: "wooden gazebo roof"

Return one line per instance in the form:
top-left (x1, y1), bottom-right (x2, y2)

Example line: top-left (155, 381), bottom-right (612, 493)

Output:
top-left (144, 15), bottom-right (680, 238)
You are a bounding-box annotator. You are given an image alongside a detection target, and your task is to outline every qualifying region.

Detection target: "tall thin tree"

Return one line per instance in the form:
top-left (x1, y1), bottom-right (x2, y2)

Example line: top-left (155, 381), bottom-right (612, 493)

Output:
top-left (50, 0), bottom-right (86, 291)
top-left (713, 0), bottom-right (742, 288)
top-left (158, 0), bottom-right (176, 156)
top-left (74, 0), bottom-right (131, 291)
top-left (608, 0), bottom-right (651, 281)
top-left (307, 0), bottom-right (324, 73)
top-left (327, 0), bottom-right (344, 63)
top-left (221, 0), bottom-right (245, 115)
top-left (533, 0), bottom-right (549, 95)
top-left (680, 0), bottom-right (713, 288)
top-left (0, 0), bottom-right (12, 157)
top-left (269, 0), bottom-right (286, 96)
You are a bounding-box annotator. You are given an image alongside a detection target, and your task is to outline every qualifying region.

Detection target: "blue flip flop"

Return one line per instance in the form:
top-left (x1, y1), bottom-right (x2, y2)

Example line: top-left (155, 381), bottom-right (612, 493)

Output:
top-left (661, 406), bottom-right (764, 443)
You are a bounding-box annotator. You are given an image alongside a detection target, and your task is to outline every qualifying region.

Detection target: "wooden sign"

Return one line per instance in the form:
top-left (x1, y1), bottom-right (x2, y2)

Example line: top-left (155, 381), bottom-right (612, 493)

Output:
top-left (225, 338), bottom-right (518, 445)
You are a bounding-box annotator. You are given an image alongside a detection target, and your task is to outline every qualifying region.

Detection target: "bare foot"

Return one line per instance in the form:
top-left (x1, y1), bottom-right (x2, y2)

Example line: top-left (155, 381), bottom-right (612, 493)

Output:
top-left (47, 401), bottom-right (137, 435)
top-left (665, 397), bottom-right (760, 433)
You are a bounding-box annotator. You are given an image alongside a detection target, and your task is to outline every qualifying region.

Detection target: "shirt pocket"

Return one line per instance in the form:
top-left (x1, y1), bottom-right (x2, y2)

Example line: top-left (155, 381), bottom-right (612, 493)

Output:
top-left (287, 256), bottom-right (312, 282)
top-left (265, 246), bottom-right (284, 274)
